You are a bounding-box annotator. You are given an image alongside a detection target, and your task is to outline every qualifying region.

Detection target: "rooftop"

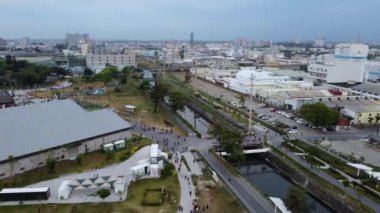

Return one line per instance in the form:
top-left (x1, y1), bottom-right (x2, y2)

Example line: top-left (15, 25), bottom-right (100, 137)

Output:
top-left (0, 90), bottom-right (14, 105)
top-left (283, 90), bottom-right (330, 99)
top-left (351, 82), bottom-right (380, 95)
top-left (0, 99), bottom-right (132, 162)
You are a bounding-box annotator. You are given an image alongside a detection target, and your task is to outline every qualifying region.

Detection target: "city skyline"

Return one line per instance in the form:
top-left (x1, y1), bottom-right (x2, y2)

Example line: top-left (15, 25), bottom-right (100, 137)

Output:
top-left (0, 0), bottom-right (380, 42)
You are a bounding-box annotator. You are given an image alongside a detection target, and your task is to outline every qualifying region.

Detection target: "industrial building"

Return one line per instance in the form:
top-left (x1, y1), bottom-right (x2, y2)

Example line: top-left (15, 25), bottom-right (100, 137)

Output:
top-left (308, 43), bottom-right (369, 84)
top-left (0, 99), bottom-right (132, 179)
top-left (228, 68), bottom-right (313, 96)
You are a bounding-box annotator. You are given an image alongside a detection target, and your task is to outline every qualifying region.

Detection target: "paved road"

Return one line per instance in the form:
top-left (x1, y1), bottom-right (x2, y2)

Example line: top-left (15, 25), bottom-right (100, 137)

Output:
top-left (200, 149), bottom-right (274, 213)
top-left (134, 124), bottom-right (275, 213)
top-left (182, 73), bottom-right (377, 140)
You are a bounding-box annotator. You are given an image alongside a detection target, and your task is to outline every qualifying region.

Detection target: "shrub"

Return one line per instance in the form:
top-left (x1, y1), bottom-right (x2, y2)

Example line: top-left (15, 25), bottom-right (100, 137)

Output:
top-left (114, 86), bottom-right (122, 93)
top-left (161, 163), bottom-right (175, 179)
top-left (142, 189), bottom-right (163, 206)
top-left (97, 188), bottom-right (111, 201)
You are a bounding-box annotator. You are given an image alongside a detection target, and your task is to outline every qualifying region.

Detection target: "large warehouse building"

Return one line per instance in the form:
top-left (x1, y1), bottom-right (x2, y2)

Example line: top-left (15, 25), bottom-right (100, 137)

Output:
top-left (0, 99), bottom-right (132, 179)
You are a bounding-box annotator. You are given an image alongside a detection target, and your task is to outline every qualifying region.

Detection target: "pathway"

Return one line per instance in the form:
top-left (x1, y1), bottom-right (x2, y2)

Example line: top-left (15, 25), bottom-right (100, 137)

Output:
top-left (0, 146), bottom-right (151, 206)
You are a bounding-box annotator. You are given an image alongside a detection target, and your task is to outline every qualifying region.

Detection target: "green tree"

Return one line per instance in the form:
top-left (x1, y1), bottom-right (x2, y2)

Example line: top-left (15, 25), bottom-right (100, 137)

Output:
top-left (99, 66), bottom-right (118, 86)
top-left (154, 51), bottom-right (159, 64)
top-left (208, 122), bottom-right (244, 164)
top-left (375, 115), bottom-right (380, 125)
top-left (284, 186), bottom-right (310, 213)
top-left (46, 155), bottom-right (56, 173)
top-left (368, 116), bottom-right (374, 126)
top-left (96, 188), bottom-right (111, 201)
top-left (236, 94), bottom-right (246, 107)
top-left (150, 81), bottom-right (168, 113)
top-left (139, 80), bottom-right (151, 100)
top-left (120, 66), bottom-right (132, 84)
top-left (299, 102), bottom-right (339, 127)
top-left (168, 91), bottom-right (186, 111)
top-left (83, 68), bottom-right (93, 76)
top-left (184, 72), bottom-right (192, 83)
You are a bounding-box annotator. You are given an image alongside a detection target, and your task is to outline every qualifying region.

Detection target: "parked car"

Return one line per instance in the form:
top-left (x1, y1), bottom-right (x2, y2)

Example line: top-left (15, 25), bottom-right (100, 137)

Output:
top-left (257, 113), bottom-right (265, 118)
top-left (288, 129), bottom-right (298, 134)
top-left (258, 103), bottom-right (267, 108)
top-left (271, 108), bottom-right (279, 112)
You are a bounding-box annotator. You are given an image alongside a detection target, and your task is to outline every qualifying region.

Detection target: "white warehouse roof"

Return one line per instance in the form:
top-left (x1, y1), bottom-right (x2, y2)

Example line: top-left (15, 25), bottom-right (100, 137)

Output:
top-left (0, 99), bottom-right (132, 162)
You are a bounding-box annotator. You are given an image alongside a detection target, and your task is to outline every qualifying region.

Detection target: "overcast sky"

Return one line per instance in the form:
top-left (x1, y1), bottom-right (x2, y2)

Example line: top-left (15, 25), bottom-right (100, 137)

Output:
top-left (0, 0), bottom-right (379, 42)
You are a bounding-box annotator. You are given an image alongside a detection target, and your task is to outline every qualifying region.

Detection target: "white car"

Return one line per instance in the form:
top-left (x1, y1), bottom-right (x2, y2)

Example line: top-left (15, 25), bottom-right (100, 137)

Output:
top-left (288, 129), bottom-right (298, 134)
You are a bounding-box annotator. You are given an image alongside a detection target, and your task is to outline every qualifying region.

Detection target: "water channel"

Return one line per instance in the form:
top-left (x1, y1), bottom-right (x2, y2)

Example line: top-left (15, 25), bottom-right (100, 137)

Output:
top-left (177, 105), bottom-right (210, 137)
top-left (238, 155), bottom-right (334, 213)
top-left (178, 105), bottom-right (334, 212)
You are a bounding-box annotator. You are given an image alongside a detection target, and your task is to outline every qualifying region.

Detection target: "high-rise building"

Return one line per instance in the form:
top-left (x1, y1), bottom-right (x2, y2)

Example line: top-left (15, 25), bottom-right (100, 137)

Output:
top-left (65, 33), bottom-right (90, 46)
top-left (190, 32), bottom-right (194, 45)
top-left (0, 38), bottom-right (7, 47)
top-left (315, 38), bottom-right (326, 47)
top-left (21, 37), bottom-right (30, 46)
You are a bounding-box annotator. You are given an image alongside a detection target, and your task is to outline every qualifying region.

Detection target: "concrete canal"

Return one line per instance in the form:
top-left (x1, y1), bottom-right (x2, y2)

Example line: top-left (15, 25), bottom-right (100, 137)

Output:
top-left (238, 154), bottom-right (334, 213)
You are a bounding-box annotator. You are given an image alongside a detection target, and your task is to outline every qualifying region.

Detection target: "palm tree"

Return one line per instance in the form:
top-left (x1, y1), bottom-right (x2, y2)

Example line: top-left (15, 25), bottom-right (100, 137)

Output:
top-left (149, 82), bottom-right (168, 113)
top-left (138, 80), bottom-right (151, 100)
top-left (375, 115), bottom-right (380, 125)
top-left (236, 94), bottom-right (245, 107)
top-left (368, 116), bottom-right (374, 126)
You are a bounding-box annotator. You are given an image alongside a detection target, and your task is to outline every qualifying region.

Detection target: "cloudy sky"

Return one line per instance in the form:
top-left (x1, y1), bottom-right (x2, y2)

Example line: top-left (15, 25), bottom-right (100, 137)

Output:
top-left (0, 0), bottom-right (379, 42)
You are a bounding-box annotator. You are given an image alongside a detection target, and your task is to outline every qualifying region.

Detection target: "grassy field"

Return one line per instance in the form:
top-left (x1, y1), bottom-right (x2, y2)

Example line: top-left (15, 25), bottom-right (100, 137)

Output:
top-left (0, 137), bottom-right (151, 189)
top-left (196, 169), bottom-right (245, 213)
top-left (32, 78), bottom-right (185, 135)
top-left (0, 175), bottom-right (180, 213)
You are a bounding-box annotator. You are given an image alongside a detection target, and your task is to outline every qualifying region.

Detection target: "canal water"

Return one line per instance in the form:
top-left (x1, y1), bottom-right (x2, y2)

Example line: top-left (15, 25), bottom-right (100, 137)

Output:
top-left (177, 105), bottom-right (210, 137)
top-left (177, 104), bottom-right (334, 212)
top-left (238, 154), bottom-right (334, 213)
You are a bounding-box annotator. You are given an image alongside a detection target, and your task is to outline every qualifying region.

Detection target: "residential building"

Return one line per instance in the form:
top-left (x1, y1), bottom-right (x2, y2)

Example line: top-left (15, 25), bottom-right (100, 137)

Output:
top-left (0, 99), bottom-right (132, 179)
top-left (86, 53), bottom-right (136, 73)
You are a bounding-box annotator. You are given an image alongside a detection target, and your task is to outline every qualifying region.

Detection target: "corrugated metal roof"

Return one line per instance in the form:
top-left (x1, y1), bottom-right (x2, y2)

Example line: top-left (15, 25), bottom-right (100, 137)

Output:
top-left (0, 99), bottom-right (131, 161)
top-left (0, 187), bottom-right (49, 193)
top-left (0, 90), bottom-right (14, 104)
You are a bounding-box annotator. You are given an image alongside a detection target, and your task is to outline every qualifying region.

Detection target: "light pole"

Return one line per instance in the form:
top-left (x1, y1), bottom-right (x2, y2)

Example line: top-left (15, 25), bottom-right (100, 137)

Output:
top-left (248, 73), bottom-right (254, 135)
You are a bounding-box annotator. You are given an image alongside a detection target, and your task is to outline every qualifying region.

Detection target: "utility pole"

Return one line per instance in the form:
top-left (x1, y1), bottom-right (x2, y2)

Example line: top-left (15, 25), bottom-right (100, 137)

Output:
top-left (163, 51), bottom-right (166, 80)
top-left (248, 72), bottom-right (254, 135)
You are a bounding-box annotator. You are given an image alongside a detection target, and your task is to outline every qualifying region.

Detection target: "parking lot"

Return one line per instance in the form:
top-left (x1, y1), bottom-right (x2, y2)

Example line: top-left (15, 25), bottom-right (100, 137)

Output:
top-left (182, 74), bottom-right (376, 140)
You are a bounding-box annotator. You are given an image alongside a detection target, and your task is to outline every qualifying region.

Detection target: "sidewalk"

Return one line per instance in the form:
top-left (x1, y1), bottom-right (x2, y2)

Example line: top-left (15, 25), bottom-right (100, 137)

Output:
top-left (183, 152), bottom-right (203, 176)
top-left (172, 151), bottom-right (196, 213)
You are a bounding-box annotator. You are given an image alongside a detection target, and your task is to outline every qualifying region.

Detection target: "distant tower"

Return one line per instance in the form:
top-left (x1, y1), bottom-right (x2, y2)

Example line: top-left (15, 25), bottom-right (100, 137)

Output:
top-left (190, 32), bottom-right (194, 45)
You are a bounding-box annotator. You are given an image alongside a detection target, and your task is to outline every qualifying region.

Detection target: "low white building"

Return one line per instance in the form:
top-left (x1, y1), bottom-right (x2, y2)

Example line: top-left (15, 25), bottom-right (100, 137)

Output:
top-left (228, 68), bottom-right (312, 96)
top-left (130, 144), bottom-right (166, 180)
top-left (86, 53), bottom-right (136, 73)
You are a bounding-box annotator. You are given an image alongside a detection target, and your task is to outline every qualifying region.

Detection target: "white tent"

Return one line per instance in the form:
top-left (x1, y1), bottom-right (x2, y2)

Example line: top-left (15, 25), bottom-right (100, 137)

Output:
top-left (130, 162), bottom-right (150, 181)
top-left (114, 176), bottom-right (126, 194)
top-left (58, 180), bottom-right (73, 200)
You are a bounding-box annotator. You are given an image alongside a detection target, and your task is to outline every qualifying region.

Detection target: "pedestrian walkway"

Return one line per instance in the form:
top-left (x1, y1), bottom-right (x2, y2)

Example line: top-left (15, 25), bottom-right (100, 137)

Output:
top-left (172, 151), bottom-right (196, 213)
top-left (183, 152), bottom-right (203, 176)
